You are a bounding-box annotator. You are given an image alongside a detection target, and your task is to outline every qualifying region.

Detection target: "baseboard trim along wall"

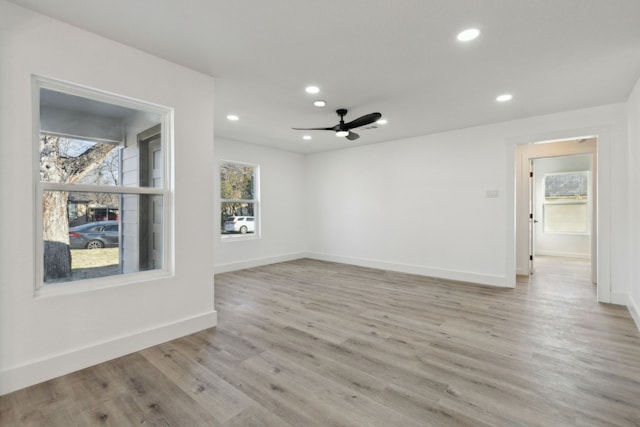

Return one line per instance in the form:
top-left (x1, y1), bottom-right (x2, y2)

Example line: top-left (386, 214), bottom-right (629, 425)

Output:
top-left (214, 253), bottom-right (306, 274)
top-left (534, 251), bottom-right (591, 259)
top-left (611, 292), bottom-right (628, 306)
top-left (214, 252), bottom-right (511, 287)
top-left (628, 295), bottom-right (640, 332)
top-left (0, 310), bottom-right (217, 395)
top-left (305, 252), bottom-right (512, 288)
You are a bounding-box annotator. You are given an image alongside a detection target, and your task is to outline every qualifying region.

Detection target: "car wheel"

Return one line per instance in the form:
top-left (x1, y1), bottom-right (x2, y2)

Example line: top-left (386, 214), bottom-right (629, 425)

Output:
top-left (86, 239), bottom-right (105, 249)
top-left (240, 226), bottom-right (248, 234)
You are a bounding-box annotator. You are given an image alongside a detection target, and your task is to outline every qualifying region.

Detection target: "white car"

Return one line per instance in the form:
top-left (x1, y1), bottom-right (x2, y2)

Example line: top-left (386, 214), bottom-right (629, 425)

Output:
top-left (223, 216), bottom-right (255, 234)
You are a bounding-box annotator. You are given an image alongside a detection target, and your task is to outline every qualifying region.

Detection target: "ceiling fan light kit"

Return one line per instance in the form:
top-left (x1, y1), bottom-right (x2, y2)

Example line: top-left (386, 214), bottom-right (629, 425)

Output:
top-left (457, 28), bottom-right (480, 42)
top-left (293, 108), bottom-right (382, 142)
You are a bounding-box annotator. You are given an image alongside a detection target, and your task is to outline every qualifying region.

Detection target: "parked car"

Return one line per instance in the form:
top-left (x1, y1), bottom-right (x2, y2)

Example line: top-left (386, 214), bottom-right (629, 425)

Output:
top-left (223, 216), bottom-right (255, 234)
top-left (69, 221), bottom-right (119, 249)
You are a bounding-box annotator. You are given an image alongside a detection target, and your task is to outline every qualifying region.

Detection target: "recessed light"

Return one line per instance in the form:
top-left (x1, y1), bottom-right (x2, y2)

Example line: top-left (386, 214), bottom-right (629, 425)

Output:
top-left (457, 28), bottom-right (480, 42)
top-left (376, 119), bottom-right (388, 125)
top-left (303, 135), bottom-right (312, 140)
top-left (313, 100), bottom-right (326, 107)
top-left (226, 114), bottom-right (239, 121)
top-left (496, 93), bottom-right (513, 102)
top-left (305, 86), bottom-right (320, 94)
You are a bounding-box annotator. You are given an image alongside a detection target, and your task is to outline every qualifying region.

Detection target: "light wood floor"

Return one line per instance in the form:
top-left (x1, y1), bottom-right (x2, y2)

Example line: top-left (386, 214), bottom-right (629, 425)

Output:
top-left (2, 257), bottom-right (640, 426)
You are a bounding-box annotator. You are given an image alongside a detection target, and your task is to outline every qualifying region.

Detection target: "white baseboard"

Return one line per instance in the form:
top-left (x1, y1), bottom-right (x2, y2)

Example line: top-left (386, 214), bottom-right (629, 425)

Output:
top-left (0, 310), bottom-right (217, 396)
top-left (610, 292), bottom-right (628, 306)
top-left (214, 252), bottom-right (305, 274)
top-left (534, 251), bottom-right (591, 259)
top-left (305, 252), bottom-right (512, 288)
top-left (628, 294), bottom-right (640, 332)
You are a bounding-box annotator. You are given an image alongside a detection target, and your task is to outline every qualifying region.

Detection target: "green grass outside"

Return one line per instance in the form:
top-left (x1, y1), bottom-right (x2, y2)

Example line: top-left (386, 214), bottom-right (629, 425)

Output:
top-left (71, 248), bottom-right (119, 269)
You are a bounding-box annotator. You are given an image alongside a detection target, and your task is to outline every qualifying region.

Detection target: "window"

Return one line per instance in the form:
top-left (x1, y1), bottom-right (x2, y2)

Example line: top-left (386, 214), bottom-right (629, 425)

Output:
top-left (220, 161), bottom-right (259, 238)
top-left (35, 77), bottom-right (172, 290)
top-left (542, 171), bottom-right (589, 234)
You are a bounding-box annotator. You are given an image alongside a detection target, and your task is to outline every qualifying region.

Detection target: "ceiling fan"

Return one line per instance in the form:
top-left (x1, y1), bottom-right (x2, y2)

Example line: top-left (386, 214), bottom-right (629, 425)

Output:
top-left (293, 109), bottom-right (382, 141)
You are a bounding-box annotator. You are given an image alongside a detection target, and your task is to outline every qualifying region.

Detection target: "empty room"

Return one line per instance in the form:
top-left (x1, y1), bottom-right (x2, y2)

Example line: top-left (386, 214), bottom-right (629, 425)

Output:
top-left (2, 1), bottom-right (640, 426)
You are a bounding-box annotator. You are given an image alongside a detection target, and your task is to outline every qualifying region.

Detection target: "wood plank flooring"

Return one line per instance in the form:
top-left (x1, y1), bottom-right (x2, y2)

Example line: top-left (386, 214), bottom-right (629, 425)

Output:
top-left (2, 257), bottom-right (640, 426)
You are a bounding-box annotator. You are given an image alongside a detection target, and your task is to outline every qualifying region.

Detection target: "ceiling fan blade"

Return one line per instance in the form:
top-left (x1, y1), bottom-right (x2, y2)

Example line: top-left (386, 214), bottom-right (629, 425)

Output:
top-left (346, 131), bottom-right (360, 141)
top-left (344, 112), bottom-right (382, 130)
top-left (292, 127), bottom-right (335, 131)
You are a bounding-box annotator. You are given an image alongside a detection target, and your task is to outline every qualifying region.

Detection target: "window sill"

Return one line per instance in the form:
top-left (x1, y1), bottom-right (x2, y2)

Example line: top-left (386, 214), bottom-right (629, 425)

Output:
top-left (221, 233), bottom-right (260, 242)
top-left (542, 231), bottom-right (589, 236)
top-left (35, 269), bottom-right (173, 298)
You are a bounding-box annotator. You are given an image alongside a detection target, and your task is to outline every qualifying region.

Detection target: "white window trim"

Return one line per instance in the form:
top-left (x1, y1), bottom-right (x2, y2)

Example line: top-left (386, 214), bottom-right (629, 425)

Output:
top-left (33, 75), bottom-right (175, 297)
top-left (220, 160), bottom-right (261, 241)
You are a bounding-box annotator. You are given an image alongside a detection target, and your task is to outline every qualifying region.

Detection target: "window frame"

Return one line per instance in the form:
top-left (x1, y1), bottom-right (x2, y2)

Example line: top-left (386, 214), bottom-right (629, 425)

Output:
top-left (33, 76), bottom-right (174, 297)
top-left (541, 170), bottom-right (590, 235)
top-left (219, 160), bottom-right (260, 241)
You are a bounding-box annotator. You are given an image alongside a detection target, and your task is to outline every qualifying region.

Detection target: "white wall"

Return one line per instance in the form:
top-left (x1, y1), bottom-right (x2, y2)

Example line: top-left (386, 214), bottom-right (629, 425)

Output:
top-left (305, 104), bottom-right (628, 298)
top-left (0, 1), bottom-right (216, 394)
top-left (628, 75), bottom-right (640, 329)
top-left (305, 125), bottom-right (509, 286)
top-left (534, 155), bottom-right (592, 258)
top-left (214, 138), bottom-right (307, 273)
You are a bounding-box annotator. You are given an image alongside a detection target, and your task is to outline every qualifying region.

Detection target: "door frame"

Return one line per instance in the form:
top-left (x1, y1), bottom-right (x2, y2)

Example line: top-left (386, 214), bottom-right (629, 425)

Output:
top-left (530, 150), bottom-right (596, 278)
top-left (515, 138), bottom-right (599, 289)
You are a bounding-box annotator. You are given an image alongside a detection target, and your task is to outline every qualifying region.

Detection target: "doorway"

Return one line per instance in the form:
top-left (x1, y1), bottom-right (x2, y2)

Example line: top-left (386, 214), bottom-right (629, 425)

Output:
top-left (516, 137), bottom-right (597, 286)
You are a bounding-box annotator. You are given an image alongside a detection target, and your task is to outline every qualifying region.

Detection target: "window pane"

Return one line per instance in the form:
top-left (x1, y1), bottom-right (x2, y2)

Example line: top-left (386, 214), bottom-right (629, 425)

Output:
top-left (220, 163), bottom-right (254, 199)
top-left (122, 194), bottom-right (164, 272)
top-left (220, 161), bottom-right (258, 238)
top-left (543, 203), bottom-right (588, 233)
top-left (43, 191), bottom-right (163, 284)
top-left (221, 203), bottom-right (255, 234)
top-left (39, 87), bottom-right (163, 189)
top-left (40, 136), bottom-right (121, 185)
top-left (544, 172), bottom-right (588, 202)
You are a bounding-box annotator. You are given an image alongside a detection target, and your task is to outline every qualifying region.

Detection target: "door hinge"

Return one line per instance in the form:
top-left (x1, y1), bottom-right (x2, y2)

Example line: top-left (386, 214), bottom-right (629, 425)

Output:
top-left (530, 213), bottom-right (533, 219)
top-left (530, 171), bottom-right (533, 177)
top-left (530, 255), bottom-right (533, 261)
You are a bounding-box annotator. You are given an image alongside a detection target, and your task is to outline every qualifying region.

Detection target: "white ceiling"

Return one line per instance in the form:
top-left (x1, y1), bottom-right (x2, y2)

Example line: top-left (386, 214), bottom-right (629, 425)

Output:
top-left (9, 0), bottom-right (640, 153)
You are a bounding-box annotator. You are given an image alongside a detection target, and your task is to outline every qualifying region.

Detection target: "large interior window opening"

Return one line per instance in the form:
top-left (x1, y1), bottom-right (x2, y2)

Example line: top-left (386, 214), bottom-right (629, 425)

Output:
top-left (35, 77), bottom-right (172, 290)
